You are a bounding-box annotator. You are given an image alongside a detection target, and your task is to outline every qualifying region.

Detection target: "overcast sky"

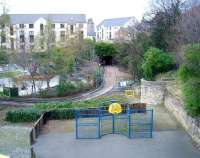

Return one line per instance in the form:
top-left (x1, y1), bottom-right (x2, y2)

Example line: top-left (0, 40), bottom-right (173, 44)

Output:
top-left (5, 0), bottom-right (151, 24)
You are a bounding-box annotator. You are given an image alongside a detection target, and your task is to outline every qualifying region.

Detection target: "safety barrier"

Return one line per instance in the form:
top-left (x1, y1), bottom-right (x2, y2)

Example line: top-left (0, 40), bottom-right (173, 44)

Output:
top-left (75, 108), bottom-right (153, 139)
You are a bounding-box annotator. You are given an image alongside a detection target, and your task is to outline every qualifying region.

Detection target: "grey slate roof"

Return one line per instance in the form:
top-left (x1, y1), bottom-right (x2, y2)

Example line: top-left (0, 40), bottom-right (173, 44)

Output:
top-left (97, 17), bottom-right (135, 28)
top-left (9, 14), bottom-right (86, 24)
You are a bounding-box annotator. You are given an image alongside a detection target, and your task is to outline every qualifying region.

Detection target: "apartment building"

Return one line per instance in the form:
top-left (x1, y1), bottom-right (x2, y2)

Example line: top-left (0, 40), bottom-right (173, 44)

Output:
top-left (96, 17), bottom-right (137, 41)
top-left (0, 14), bottom-right (87, 51)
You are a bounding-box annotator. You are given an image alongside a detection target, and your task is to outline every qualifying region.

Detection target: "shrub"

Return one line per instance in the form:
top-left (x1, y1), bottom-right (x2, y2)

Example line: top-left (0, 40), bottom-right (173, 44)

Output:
top-left (178, 44), bottom-right (200, 117)
top-left (49, 109), bottom-right (75, 120)
top-left (56, 82), bottom-right (76, 96)
top-left (34, 102), bottom-right (73, 110)
top-left (142, 47), bottom-right (175, 80)
top-left (181, 78), bottom-right (200, 117)
top-left (0, 91), bottom-right (9, 97)
top-left (6, 98), bottom-right (125, 123)
top-left (5, 108), bottom-right (42, 122)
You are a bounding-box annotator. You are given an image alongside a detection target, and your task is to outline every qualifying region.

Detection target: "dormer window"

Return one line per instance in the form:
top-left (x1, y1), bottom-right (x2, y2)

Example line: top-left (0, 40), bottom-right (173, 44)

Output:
top-left (29, 24), bottom-right (34, 28)
top-left (19, 24), bottom-right (24, 29)
top-left (60, 24), bottom-right (65, 28)
top-left (70, 25), bottom-right (74, 34)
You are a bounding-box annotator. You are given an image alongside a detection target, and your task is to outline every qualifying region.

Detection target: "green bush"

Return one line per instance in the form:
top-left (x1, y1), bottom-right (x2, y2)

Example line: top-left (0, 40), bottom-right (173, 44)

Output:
top-left (0, 91), bottom-right (9, 97)
top-left (56, 81), bottom-right (91, 97)
top-left (95, 42), bottom-right (117, 58)
top-left (5, 108), bottom-right (42, 122)
top-left (5, 98), bottom-right (122, 123)
top-left (56, 82), bottom-right (76, 96)
top-left (181, 78), bottom-right (200, 117)
top-left (49, 109), bottom-right (75, 120)
top-left (142, 47), bottom-right (175, 80)
top-left (178, 44), bottom-right (200, 117)
top-left (34, 102), bottom-right (73, 110)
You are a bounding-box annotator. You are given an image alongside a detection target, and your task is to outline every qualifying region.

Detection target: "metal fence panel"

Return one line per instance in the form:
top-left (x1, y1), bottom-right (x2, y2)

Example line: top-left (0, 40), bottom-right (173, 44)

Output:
top-left (75, 109), bottom-right (153, 139)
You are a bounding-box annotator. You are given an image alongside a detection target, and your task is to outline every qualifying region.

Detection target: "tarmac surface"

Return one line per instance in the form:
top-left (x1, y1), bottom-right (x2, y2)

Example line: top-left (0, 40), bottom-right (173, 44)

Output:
top-left (34, 131), bottom-right (200, 158)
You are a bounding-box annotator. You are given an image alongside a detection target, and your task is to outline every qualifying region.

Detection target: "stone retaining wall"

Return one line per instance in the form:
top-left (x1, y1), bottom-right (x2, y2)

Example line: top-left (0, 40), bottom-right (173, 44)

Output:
top-left (164, 91), bottom-right (200, 148)
top-left (0, 126), bottom-right (33, 158)
top-left (141, 79), bottom-right (200, 148)
top-left (141, 79), bottom-right (166, 105)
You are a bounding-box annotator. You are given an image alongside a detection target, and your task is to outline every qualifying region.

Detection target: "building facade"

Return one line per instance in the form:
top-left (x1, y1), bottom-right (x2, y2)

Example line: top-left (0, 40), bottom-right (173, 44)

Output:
top-left (96, 17), bottom-right (137, 41)
top-left (0, 14), bottom-right (87, 51)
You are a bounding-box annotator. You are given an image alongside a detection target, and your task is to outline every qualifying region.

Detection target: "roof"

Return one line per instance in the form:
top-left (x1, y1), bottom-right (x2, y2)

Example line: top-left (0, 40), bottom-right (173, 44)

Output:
top-left (97, 17), bottom-right (136, 28)
top-left (9, 14), bottom-right (86, 24)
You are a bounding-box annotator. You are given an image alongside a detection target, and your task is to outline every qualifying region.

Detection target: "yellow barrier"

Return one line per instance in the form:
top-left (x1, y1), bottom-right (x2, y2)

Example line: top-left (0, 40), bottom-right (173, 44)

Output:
top-left (125, 90), bottom-right (135, 97)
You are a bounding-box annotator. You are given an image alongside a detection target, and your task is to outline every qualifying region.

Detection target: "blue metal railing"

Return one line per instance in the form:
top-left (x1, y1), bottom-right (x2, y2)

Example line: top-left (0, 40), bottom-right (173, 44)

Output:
top-left (75, 108), bottom-right (153, 139)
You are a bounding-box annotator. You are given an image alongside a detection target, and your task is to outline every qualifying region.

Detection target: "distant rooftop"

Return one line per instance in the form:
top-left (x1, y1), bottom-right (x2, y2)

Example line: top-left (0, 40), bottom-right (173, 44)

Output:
top-left (97, 17), bottom-right (136, 28)
top-left (9, 14), bottom-right (86, 24)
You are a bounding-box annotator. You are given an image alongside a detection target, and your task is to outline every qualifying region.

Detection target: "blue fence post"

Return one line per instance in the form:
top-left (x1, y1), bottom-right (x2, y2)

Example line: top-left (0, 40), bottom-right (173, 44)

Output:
top-left (128, 108), bottom-right (131, 138)
top-left (75, 110), bottom-right (79, 139)
top-left (98, 109), bottom-right (101, 139)
top-left (112, 114), bottom-right (115, 134)
top-left (150, 109), bottom-right (153, 138)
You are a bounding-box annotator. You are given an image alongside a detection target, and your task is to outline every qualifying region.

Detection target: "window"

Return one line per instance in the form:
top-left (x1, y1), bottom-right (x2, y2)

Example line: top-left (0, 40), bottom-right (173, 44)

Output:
top-left (20, 35), bottom-right (25, 43)
top-left (60, 24), bottom-right (65, 28)
top-left (109, 32), bottom-right (112, 40)
top-left (40, 24), bottom-right (43, 30)
top-left (60, 31), bottom-right (65, 41)
top-left (10, 26), bottom-right (14, 35)
top-left (10, 38), bottom-right (14, 50)
top-left (29, 24), bottom-right (34, 28)
top-left (79, 31), bottom-right (84, 39)
top-left (1, 35), bottom-right (6, 43)
top-left (79, 24), bottom-right (83, 29)
top-left (40, 24), bottom-right (44, 35)
top-left (19, 24), bottom-right (24, 29)
top-left (29, 35), bottom-right (34, 43)
top-left (70, 25), bottom-right (74, 34)
top-left (51, 31), bottom-right (56, 42)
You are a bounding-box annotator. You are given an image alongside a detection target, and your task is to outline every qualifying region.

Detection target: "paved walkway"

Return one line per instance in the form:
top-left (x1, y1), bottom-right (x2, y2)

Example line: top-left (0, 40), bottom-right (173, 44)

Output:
top-left (34, 131), bottom-right (200, 158)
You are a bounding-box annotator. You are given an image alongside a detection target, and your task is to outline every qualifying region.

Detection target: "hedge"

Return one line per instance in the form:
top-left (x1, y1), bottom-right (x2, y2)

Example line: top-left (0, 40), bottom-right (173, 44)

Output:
top-left (178, 43), bottom-right (200, 117)
top-left (5, 98), bottom-right (122, 123)
top-left (34, 101), bottom-right (73, 110)
top-left (142, 47), bottom-right (175, 80)
top-left (48, 109), bottom-right (75, 120)
top-left (5, 108), bottom-right (42, 122)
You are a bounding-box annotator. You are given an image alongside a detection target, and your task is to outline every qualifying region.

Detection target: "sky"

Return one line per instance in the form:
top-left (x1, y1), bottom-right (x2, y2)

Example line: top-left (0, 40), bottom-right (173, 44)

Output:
top-left (4, 0), bottom-right (151, 24)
